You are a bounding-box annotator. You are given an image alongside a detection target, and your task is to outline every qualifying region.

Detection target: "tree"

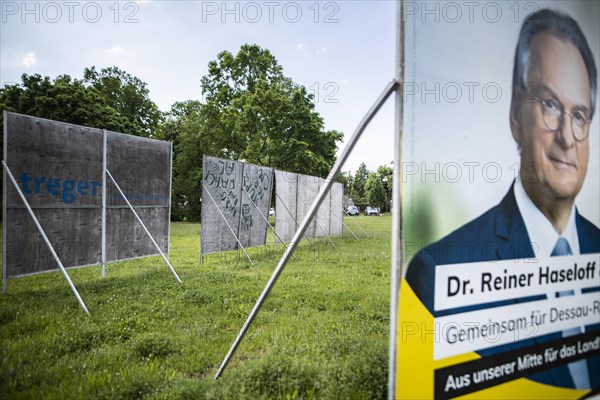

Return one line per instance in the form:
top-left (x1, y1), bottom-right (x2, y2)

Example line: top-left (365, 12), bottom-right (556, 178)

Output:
top-left (364, 173), bottom-right (387, 211)
top-left (351, 162), bottom-right (369, 201)
top-left (83, 66), bottom-right (162, 137)
top-left (0, 73), bottom-right (127, 131)
top-left (163, 44), bottom-right (343, 221)
top-left (0, 68), bottom-right (161, 137)
top-left (199, 44), bottom-right (343, 177)
top-left (157, 100), bottom-right (202, 150)
top-left (159, 100), bottom-right (209, 221)
top-left (337, 171), bottom-right (352, 193)
top-left (376, 164), bottom-right (393, 212)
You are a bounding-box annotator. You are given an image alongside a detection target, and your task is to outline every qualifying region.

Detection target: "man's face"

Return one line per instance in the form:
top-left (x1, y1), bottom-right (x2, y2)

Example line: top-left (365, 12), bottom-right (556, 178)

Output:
top-left (511, 31), bottom-right (590, 206)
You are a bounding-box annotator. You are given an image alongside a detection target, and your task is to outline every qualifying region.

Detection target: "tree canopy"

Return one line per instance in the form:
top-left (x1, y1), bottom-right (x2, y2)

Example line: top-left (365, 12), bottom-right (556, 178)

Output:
top-left (198, 44), bottom-right (343, 176)
top-left (168, 44), bottom-right (344, 220)
top-left (344, 163), bottom-right (394, 212)
top-left (159, 100), bottom-right (207, 221)
top-left (351, 162), bottom-right (369, 202)
top-left (365, 173), bottom-right (387, 211)
top-left (83, 66), bottom-right (162, 137)
top-left (0, 73), bottom-right (127, 132)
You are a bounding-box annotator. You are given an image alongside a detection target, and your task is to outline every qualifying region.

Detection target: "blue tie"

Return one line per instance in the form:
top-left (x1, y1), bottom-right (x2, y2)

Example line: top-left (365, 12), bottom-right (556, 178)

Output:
top-left (552, 238), bottom-right (591, 390)
top-left (551, 237), bottom-right (572, 256)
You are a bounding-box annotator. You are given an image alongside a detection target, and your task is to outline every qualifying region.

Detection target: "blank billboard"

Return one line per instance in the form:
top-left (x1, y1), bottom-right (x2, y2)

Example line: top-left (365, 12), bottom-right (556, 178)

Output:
top-left (275, 170), bottom-right (343, 243)
top-left (2, 112), bottom-right (171, 280)
top-left (106, 132), bottom-right (171, 261)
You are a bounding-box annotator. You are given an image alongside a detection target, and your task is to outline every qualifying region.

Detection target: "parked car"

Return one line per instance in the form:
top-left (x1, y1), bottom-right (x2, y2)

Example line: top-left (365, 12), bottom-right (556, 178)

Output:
top-left (269, 207), bottom-right (275, 216)
top-left (364, 206), bottom-right (380, 216)
top-left (346, 205), bottom-right (359, 216)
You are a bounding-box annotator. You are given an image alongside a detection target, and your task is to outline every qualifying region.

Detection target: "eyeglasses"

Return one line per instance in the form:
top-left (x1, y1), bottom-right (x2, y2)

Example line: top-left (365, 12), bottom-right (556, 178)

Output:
top-left (531, 96), bottom-right (591, 141)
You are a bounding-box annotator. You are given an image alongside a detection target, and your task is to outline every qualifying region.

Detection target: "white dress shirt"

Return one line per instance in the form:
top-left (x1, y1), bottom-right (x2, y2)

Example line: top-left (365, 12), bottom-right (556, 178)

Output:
top-left (513, 179), bottom-right (580, 257)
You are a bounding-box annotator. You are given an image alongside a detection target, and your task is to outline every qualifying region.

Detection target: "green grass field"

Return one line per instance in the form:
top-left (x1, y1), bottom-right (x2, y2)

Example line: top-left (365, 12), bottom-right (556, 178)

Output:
top-left (0, 216), bottom-right (391, 399)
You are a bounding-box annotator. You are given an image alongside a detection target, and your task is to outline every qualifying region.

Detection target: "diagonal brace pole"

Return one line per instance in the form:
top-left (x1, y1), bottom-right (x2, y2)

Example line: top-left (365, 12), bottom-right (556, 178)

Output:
top-left (106, 169), bottom-right (182, 284)
top-left (214, 80), bottom-right (398, 380)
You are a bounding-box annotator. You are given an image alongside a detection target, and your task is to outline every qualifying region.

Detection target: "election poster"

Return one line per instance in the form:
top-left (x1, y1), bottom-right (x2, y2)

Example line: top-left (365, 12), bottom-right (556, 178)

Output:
top-left (395, 1), bottom-right (600, 399)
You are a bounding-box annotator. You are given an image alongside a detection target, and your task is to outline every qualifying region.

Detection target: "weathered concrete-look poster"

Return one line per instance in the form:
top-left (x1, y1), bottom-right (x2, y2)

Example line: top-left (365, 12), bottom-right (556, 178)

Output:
top-left (201, 155), bottom-right (244, 255)
top-left (200, 156), bottom-right (274, 255)
top-left (314, 177), bottom-right (331, 238)
top-left (2, 112), bottom-right (172, 280)
top-left (275, 170), bottom-right (344, 243)
top-left (296, 173), bottom-right (320, 239)
top-left (274, 169), bottom-right (299, 244)
top-left (328, 181), bottom-right (344, 236)
top-left (239, 162), bottom-right (273, 249)
top-left (200, 160), bottom-right (342, 255)
top-left (106, 131), bottom-right (171, 262)
top-left (3, 113), bottom-right (103, 277)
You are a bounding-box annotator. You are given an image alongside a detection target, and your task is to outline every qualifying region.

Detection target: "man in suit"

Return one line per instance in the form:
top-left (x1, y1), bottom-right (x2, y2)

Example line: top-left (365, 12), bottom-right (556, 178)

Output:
top-left (405, 9), bottom-right (600, 391)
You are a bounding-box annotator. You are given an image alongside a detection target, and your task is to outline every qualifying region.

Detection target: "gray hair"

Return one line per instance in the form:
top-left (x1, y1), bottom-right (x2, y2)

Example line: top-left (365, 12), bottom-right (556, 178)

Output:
top-left (512, 9), bottom-right (597, 119)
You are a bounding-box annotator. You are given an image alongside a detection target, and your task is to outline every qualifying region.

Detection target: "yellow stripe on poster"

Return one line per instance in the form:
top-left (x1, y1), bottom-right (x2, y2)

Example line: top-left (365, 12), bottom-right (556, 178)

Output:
top-left (396, 278), bottom-right (478, 399)
top-left (395, 278), bottom-right (590, 399)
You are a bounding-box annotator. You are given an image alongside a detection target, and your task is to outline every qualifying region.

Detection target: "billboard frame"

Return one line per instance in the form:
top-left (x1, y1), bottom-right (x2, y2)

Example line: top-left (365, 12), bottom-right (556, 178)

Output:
top-left (388, 0), bottom-right (405, 397)
top-left (2, 112), bottom-right (181, 312)
top-left (2, 110), bottom-right (6, 293)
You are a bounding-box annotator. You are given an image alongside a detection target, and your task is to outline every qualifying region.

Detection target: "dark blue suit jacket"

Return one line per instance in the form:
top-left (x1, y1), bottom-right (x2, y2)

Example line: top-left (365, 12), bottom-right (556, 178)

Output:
top-left (405, 183), bottom-right (600, 390)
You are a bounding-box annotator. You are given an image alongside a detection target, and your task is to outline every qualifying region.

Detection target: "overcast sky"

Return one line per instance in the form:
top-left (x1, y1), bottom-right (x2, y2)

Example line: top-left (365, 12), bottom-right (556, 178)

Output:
top-left (1, 0), bottom-right (397, 174)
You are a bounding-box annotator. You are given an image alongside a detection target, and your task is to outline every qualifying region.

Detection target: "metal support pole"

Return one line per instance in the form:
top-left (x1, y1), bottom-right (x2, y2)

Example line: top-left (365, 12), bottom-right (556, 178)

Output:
top-left (202, 185), bottom-right (253, 264)
top-left (168, 142), bottom-right (173, 258)
top-left (274, 192), bottom-right (316, 248)
top-left (330, 195), bottom-right (368, 238)
top-left (266, 170), bottom-right (275, 250)
top-left (214, 80), bottom-right (398, 380)
top-left (389, 0), bottom-right (405, 398)
top-left (106, 169), bottom-right (183, 284)
top-left (297, 194), bottom-right (336, 249)
top-left (2, 161), bottom-right (90, 314)
top-left (101, 129), bottom-right (107, 279)
top-left (2, 111), bottom-right (7, 293)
